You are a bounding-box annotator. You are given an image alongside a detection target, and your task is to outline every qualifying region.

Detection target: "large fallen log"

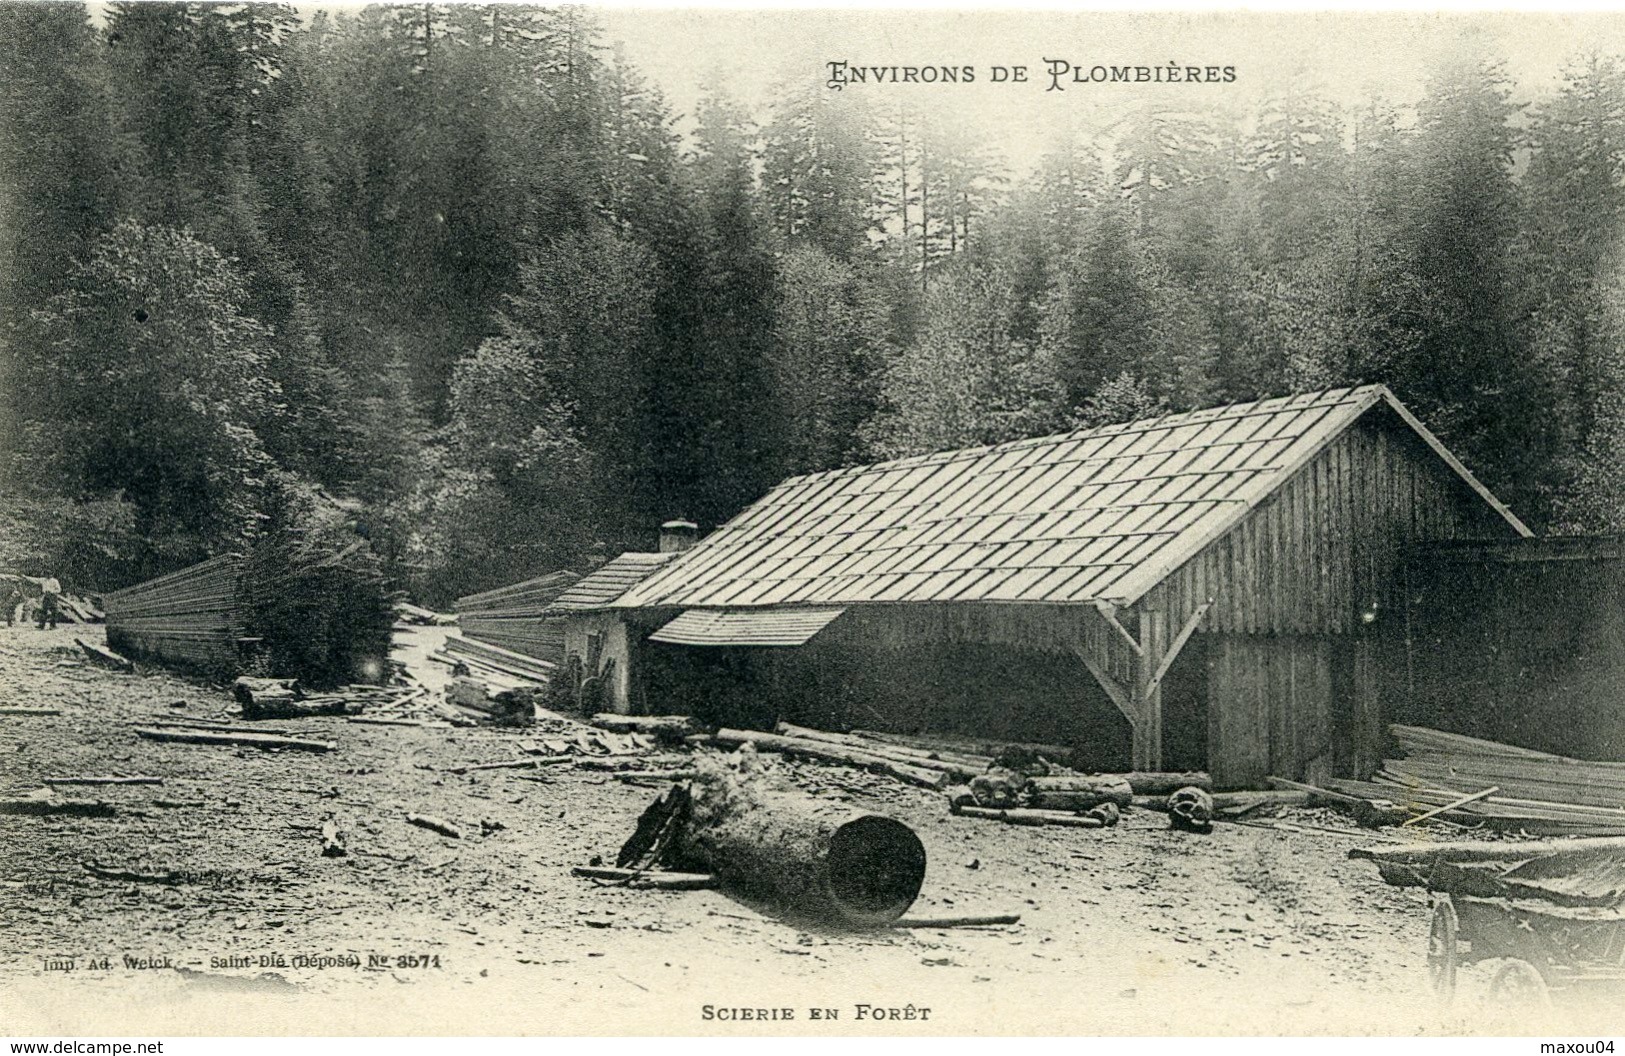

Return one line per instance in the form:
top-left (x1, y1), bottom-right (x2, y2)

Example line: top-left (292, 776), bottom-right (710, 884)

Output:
top-left (709, 729), bottom-right (950, 790)
top-left (134, 726), bottom-right (334, 753)
top-left (849, 728), bottom-right (1064, 764)
top-left (672, 779), bottom-right (927, 926)
top-left (0, 707), bottom-right (60, 716)
top-left (43, 776), bottom-right (162, 786)
top-left (75, 638), bottom-right (133, 674)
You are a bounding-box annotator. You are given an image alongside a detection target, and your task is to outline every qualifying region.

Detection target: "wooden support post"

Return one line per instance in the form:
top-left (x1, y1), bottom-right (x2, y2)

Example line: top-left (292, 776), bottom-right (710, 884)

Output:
top-left (1133, 608), bottom-right (1168, 771)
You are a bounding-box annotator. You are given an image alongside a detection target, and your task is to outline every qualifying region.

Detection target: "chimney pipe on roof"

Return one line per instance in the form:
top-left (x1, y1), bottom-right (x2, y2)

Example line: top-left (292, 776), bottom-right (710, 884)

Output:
top-left (659, 519), bottom-right (699, 553)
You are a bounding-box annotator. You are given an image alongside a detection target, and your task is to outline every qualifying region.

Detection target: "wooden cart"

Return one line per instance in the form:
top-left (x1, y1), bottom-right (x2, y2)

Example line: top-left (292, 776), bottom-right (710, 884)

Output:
top-left (1353, 835), bottom-right (1625, 1005)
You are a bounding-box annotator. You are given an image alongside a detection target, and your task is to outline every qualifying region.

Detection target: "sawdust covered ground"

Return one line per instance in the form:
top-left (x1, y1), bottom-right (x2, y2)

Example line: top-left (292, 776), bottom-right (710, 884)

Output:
top-left (0, 624), bottom-right (1615, 1036)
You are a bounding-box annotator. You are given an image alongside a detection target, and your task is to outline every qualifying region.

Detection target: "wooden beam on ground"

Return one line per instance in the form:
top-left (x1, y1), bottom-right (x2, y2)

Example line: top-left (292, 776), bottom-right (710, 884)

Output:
top-left (571, 866), bottom-right (716, 890)
top-left (1145, 600), bottom-right (1211, 698)
top-left (134, 726), bottom-right (333, 753)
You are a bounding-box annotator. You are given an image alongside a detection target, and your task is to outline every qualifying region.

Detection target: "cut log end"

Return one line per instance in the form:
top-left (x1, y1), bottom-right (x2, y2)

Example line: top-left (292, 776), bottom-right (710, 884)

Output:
top-left (825, 815), bottom-right (928, 926)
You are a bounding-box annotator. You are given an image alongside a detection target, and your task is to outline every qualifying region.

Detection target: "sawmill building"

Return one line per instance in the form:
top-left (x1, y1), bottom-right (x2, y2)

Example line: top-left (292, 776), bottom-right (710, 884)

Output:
top-left (611, 386), bottom-right (1531, 788)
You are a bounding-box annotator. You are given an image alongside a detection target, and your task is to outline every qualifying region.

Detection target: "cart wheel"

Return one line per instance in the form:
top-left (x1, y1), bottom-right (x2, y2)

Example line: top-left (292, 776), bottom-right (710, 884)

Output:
top-left (1427, 898), bottom-right (1459, 1001)
top-left (1488, 959), bottom-right (1552, 1011)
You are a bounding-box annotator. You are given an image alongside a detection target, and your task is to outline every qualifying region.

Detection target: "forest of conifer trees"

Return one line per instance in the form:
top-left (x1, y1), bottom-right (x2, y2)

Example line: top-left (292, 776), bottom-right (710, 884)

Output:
top-left (3, 3), bottom-right (1624, 605)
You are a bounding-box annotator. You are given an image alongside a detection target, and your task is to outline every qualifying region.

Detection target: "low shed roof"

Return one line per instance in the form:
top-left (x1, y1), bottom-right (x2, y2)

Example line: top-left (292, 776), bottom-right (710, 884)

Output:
top-left (615, 385), bottom-right (1529, 613)
top-left (546, 552), bottom-right (676, 614)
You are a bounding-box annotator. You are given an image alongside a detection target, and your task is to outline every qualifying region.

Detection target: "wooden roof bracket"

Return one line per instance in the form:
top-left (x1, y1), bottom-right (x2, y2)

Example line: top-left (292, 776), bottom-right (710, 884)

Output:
top-left (1143, 599), bottom-right (1213, 699)
top-left (1070, 642), bottom-right (1137, 728)
top-left (1093, 601), bottom-right (1143, 657)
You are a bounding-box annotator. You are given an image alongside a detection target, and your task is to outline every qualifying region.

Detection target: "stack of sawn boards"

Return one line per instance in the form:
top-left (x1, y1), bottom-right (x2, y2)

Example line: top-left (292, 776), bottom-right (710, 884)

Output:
top-left (1327, 724), bottom-right (1625, 835)
top-left (103, 554), bottom-right (244, 672)
top-left (453, 570), bottom-right (580, 664)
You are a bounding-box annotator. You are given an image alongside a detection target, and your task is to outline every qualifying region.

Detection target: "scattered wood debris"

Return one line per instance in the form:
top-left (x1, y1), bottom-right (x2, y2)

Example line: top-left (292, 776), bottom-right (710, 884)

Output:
top-left (571, 866), bottom-right (717, 890)
top-left (395, 601), bottom-right (456, 626)
top-left (952, 803), bottom-right (1112, 828)
top-left (445, 757), bottom-right (574, 775)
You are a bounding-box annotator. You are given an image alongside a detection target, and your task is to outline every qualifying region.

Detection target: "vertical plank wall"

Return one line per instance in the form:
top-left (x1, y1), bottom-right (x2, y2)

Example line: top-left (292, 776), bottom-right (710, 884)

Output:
top-left (1148, 407), bottom-right (1522, 786)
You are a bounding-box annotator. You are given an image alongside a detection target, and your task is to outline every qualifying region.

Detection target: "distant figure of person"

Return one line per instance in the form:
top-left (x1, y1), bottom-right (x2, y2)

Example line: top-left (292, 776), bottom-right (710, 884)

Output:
top-left (37, 576), bottom-right (61, 630)
top-left (1, 581), bottom-right (20, 627)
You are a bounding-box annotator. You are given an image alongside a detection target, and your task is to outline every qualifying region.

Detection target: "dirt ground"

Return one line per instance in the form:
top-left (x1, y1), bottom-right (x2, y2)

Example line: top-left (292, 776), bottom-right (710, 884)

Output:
top-left (0, 624), bottom-right (1616, 1037)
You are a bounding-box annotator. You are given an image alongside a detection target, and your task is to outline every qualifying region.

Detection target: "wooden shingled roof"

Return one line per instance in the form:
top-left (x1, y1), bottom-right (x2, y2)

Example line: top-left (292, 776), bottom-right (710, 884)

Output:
top-left (545, 552), bottom-right (676, 614)
top-left (614, 385), bottom-right (1529, 613)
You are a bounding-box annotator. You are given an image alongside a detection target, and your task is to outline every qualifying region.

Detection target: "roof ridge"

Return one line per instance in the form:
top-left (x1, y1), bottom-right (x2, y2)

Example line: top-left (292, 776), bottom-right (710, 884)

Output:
top-left (777, 385), bottom-right (1376, 487)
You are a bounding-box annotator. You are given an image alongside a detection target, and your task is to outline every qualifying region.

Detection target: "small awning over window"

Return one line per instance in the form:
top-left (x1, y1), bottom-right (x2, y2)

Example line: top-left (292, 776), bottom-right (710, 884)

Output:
top-left (647, 607), bottom-right (846, 647)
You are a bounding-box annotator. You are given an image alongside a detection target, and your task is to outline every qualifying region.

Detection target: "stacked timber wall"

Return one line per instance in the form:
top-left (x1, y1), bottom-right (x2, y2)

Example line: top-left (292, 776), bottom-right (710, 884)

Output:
top-left (102, 536), bottom-right (394, 687)
top-left (104, 555), bottom-right (245, 675)
top-left (456, 570), bottom-right (580, 664)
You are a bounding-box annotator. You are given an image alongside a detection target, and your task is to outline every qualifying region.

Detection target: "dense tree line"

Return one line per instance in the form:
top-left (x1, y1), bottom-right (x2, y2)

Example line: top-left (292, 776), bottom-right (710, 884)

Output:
top-left (3, 3), bottom-right (1624, 603)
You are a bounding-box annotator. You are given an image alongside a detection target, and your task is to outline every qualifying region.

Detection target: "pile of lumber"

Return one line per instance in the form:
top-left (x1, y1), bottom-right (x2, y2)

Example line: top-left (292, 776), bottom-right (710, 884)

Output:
top-left (453, 571), bottom-right (580, 664)
top-left (696, 721), bottom-right (1216, 814)
top-left (1325, 724), bottom-right (1625, 835)
top-left (103, 555), bottom-right (244, 674)
top-left (698, 725), bottom-right (987, 789)
top-left (434, 634), bottom-right (556, 689)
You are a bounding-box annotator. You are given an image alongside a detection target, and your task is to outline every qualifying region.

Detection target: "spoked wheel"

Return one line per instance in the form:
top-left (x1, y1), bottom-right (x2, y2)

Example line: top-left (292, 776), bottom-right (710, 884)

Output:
top-left (1488, 958), bottom-right (1552, 1011)
top-left (1428, 898), bottom-right (1460, 1002)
